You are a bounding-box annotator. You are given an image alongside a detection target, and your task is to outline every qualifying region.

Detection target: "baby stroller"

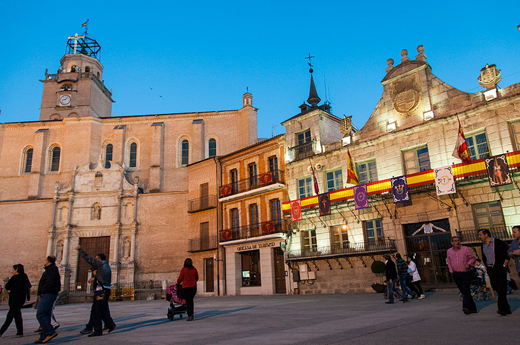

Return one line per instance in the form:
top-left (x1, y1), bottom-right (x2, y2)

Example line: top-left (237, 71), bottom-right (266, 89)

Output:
top-left (166, 285), bottom-right (187, 320)
top-left (458, 272), bottom-right (489, 301)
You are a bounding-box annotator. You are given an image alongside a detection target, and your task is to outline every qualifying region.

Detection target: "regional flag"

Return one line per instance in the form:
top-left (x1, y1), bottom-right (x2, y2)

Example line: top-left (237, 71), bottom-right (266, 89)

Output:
top-left (318, 193), bottom-right (331, 216)
top-left (261, 220), bottom-right (275, 234)
top-left (309, 159), bottom-right (320, 195)
top-left (290, 200), bottom-right (302, 222)
top-left (434, 166), bottom-right (456, 196)
top-left (346, 149), bottom-right (359, 185)
top-left (391, 176), bottom-right (410, 203)
top-left (354, 184), bottom-right (369, 210)
top-left (452, 118), bottom-right (471, 164)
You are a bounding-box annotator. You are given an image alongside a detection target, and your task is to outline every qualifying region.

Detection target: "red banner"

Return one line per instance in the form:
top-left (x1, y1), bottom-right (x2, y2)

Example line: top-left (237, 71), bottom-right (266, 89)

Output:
top-left (290, 200), bottom-right (302, 222)
top-left (221, 229), bottom-right (232, 241)
top-left (220, 185), bottom-right (232, 197)
top-left (259, 172), bottom-right (274, 185)
top-left (262, 221), bottom-right (275, 234)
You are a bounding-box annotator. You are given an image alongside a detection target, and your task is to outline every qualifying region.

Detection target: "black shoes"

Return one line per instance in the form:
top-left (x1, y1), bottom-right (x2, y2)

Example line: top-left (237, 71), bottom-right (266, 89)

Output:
top-left (463, 308), bottom-right (478, 315)
top-left (80, 328), bottom-right (92, 335)
top-left (187, 315), bottom-right (194, 321)
top-left (385, 301), bottom-right (394, 304)
top-left (88, 332), bottom-right (103, 337)
top-left (107, 324), bottom-right (116, 333)
top-left (497, 310), bottom-right (512, 316)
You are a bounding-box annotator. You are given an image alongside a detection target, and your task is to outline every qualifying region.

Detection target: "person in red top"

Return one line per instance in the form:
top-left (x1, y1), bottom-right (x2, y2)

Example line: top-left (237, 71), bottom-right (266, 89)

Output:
top-left (176, 258), bottom-right (198, 321)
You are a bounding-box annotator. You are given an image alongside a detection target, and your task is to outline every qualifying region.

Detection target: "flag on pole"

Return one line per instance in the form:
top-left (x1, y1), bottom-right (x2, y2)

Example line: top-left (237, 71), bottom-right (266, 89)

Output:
top-left (82, 20), bottom-right (89, 27)
top-left (309, 159), bottom-right (320, 195)
top-left (346, 149), bottom-right (359, 185)
top-left (452, 118), bottom-right (471, 164)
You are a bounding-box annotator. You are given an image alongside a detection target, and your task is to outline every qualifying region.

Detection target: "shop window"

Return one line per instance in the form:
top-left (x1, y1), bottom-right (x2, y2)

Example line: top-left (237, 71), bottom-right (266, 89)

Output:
top-left (241, 250), bottom-right (261, 287)
top-left (326, 169), bottom-right (343, 192)
top-left (356, 160), bottom-right (378, 184)
top-left (466, 132), bottom-right (489, 160)
top-left (403, 146), bottom-right (430, 174)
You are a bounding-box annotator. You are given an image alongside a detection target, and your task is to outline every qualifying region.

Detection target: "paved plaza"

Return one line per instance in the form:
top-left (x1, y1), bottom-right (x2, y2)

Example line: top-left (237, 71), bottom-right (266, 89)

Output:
top-left (0, 291), bottom-right (519, 344)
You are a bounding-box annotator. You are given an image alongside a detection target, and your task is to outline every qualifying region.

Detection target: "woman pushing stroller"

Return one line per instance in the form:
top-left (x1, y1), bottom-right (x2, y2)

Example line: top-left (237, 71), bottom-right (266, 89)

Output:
top-left (176, 258), bottom-right (198, 321)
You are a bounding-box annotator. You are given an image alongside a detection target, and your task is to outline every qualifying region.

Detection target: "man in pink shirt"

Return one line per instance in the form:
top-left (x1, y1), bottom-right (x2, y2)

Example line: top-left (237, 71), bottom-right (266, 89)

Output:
top-left (447, 236), bottom-right (477, 315)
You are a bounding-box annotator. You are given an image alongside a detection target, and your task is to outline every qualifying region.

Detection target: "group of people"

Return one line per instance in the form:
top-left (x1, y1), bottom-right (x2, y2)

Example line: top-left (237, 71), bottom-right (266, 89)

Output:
top-left (384, 253), bottom-right (425, 304)
top-left (0, 253), bottom-right (199, 342)
top-left (447, 226), bottom-right (520, 315)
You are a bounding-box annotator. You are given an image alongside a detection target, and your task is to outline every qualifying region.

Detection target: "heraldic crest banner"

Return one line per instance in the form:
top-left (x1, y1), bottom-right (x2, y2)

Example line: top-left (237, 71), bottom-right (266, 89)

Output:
top-left (434, 166), bottom-right (456, 196)
top-left (319, 193), bottom-right (331, 216)
top-left (354, 184), bottom-right (369, 210)
top-left (290, 200), bottom-right (302, 222)
top-left (391, 176), bottom-right (410, 203)
top-left (485, 154), bottom-right (512, 187)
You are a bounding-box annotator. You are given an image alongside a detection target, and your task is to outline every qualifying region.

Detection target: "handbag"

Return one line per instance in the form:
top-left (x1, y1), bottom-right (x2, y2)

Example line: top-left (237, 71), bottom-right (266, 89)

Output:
top-left (176, 284), bottom-right (185, 299)
top-left (94, 279), bottom-right (110, 302)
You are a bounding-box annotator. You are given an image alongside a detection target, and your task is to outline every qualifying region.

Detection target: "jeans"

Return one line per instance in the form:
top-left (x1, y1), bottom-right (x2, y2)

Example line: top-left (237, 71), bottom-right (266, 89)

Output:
top-left (452, 271), bottom-right (477, 312)
top-left (398, 276), bottom-right (415, 298)
top-left (487, 266), bottom-right (511, 313)
top-left (182, 286), bottom-right (197, 317)
top-left (36, 294), bottom-right (58, 340)
top-left (92, 288), bottom-right (114, 334)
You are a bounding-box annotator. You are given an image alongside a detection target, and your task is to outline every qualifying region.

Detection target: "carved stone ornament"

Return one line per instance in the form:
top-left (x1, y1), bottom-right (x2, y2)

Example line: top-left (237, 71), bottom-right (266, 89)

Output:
top-left (478, 64), bottom-right (501, 90)
top-left (391, 76), bottom-right (421, 114)
top-left (339, 115), bottom-right (352, 135)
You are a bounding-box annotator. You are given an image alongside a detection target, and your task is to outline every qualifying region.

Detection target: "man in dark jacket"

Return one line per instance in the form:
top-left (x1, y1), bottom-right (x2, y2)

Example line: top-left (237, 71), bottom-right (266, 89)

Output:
top-left (384, 254), bottom-right (405, 304)
top-left (75, 246), bottom-right (116, 337)
top-left (479, 229), bottom-right (511, 315)
top-left (35, 255), bottom-right (60, 343)
top-left (396, 253), bottom-right (416, 301)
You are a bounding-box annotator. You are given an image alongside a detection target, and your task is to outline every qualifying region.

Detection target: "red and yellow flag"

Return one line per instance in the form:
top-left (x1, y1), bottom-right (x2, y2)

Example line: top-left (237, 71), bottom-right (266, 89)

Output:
top-left (346, 149), bottom-right (360, 185)
top-left (452, 118), bottom-right (471, 164)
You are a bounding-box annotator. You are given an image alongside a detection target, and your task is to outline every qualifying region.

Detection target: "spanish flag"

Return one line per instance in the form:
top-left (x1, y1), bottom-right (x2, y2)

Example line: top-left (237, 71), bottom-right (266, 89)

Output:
top-left (346, 149), bottom-right (360, 185)
top-left (82, 20), bottom-right (89, 27)
top-left (452, 118), bottom-right (471, 164)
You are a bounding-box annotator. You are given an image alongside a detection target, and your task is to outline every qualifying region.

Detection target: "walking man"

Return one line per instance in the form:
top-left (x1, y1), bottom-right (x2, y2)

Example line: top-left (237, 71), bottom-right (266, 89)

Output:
top-left (395, 253), bottom-right (416, 301)
top-left (75, 246), bottom-right (116, 336)
top-left (479, 229), bottom-right (511, 315)
top-left (35, 256), bottom-right (60, 343)
top-left (507, 225), bottom-right (520, 278)
top-left (383, 254), bottom-right (405, 304)
top-left (446, 236), bottom-right (477, 315)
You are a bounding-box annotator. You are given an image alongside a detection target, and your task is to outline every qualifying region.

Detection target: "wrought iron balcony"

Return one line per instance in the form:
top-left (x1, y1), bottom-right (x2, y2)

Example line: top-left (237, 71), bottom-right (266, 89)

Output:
top-left (457, 226), bottom-right (514, 245)
top-left (188, 235), bottom-right (218, 252)
top-left (289, 142), bottom-right (315, 161)
top-left (219, 170), bottom-right (284, 199)
top-left (286, 239), bottom-right (396, 261)
top-left (188, 195), bottom-right (217, 213)
top-left (220, 219), bottom-right (288, 242)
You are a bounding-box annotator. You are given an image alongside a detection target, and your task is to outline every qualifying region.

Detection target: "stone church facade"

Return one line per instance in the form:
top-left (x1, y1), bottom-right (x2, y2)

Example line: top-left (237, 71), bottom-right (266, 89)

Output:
top-left (0, 34), bottom-right (257, 298)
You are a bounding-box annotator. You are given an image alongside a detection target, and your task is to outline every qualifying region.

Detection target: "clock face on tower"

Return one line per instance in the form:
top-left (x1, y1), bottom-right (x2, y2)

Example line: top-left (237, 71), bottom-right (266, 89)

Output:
top-left (59, 95), bottom-right (71, 105)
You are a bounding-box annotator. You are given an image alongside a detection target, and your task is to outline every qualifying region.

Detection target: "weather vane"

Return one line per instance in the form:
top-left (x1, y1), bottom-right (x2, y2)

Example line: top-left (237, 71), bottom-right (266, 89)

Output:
top-left (305, 53), bottom-right (315, 73)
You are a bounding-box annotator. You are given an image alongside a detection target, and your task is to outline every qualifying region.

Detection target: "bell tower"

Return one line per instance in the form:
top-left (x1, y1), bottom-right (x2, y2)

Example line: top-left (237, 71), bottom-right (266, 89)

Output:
top-left (39, 33), bottom-right (114, 121)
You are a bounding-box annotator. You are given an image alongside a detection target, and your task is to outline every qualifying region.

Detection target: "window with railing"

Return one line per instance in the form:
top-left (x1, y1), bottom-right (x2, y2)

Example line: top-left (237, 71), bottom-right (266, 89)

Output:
top-left (403, 146), bottom-right (430, 174)
top-left (270, 199), bottom-right (281, 225)
top-left (331, 225), bottom-right (349, 251)
top-left (248, 163), bottom-right (257, 188)
top-left (473, 201), bottom-right (505, 230)
top-left (466, 132), bottom-right (489, 160)
top-left (231, 169), bottom-right (238, 193)
top-left (302, 229), bottom-right (317, 254)
top-left (511, 122), bottom-right (520, 150)
top-left (364, 219), bottom-right (384, 249)
top-left (249, 204), bottom-right (259, 233)
top-left (357, 160), bottom-right (378, 184)
top-left (231, 208), bottom-right (240, 236)
top-left (298, 177), bottom-right (313, 198)
top-left (326, 169), bottom-right (343, 192)
top-left (269, 156), bottom-right (278, 173)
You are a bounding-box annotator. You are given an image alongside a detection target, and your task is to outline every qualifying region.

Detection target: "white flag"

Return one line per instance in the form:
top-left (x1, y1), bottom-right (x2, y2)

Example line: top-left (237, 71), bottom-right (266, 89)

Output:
top-left (434, 166), bottom-right (456, 196)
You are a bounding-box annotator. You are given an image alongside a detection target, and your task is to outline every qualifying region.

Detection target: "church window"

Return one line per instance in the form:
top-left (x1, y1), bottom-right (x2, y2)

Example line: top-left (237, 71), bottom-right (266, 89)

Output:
top-left (85, 66), bottom-right (90, 73)
top-left (105, 144), bottom-right (113, 168)
top-left (23, 148), bottom-right (33, 173)
top-left (50, 146), bottom-right (61, 172)
top-left (129, 142), bottom-right (137, 168)
top-left (182, 140), bottom-right (189, 165)
top-left (71, 65), bottom-right (77, 72)
top-left (209, 138), bottom-right (216, 157)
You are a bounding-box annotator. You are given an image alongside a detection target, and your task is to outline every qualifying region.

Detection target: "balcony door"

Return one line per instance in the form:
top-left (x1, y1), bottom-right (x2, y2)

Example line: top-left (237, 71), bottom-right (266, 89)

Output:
top-left (200, 183), bottom-right (208, 209)
top-left (205, 258), bottom-right (214, 293)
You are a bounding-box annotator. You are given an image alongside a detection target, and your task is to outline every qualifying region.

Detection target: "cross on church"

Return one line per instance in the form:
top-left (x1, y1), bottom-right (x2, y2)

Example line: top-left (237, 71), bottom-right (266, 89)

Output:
top-left (68, 33), bottom-right (85, 54)
top-left (305, 53), bottom-right (315, 68)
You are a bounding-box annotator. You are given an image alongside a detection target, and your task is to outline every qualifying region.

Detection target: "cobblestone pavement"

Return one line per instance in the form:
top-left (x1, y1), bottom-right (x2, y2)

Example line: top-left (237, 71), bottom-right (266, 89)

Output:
top-left (0, 291), bottom-right (519, 344)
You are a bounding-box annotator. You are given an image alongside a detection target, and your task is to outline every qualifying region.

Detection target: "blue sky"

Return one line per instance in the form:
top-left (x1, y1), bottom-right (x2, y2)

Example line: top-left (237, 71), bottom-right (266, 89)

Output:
top-left (1, 1), bottom-right (519, 139)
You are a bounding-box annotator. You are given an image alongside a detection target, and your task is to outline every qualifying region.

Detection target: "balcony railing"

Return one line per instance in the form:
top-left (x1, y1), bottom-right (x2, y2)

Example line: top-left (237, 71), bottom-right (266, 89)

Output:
top-left (219, 170), bottom-right (284, 198)
top-left (286, 239), bottom-right (396, 260)
top-left (289, 142), bottom-right (315, 161)
top-left (188, 195), bottom-right (217, 213)
top-left (457, 226), bottom-right (514, 244)
top-left (220, 219), bottom-right (288, 242)
top-left (188, 235), bottom-right (218, 252)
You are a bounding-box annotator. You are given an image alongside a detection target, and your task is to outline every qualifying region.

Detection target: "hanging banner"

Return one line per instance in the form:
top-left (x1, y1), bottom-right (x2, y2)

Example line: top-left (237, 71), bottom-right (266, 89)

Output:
top-left (290, 200), bottom-right (302, 222)
top-left (354, 184), bottom-right (369, 210)
top-left (318, 193), bottom-right (331, 216)
top-left (391, 176), bottom-right (410, 203)
top-left (220, 185), bottom-right (232, 197)
top-left (221, 229), bottom-right (232, 241)
top-left (259, 172), bottom-right (274, 185)
top-left (485, 154), bottom-right (512, 187)
top-left (261, 220), bottom-right (275, 234)
top-left (434, 166), bottom-right (456, 195)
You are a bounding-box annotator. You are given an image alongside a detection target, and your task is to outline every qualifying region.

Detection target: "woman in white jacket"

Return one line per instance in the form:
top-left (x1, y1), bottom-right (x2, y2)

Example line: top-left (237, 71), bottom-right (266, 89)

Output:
top-left (407, 255), bottom-right (425, 299)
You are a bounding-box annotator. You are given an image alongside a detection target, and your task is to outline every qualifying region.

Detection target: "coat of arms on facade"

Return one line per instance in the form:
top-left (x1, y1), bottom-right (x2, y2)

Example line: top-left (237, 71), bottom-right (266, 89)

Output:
top-left (339, 115), bottom-right (352, 135)
top-left (478, 64), bottom-right (501, 90)
top-left (391, 75), bottom-right (421, 114)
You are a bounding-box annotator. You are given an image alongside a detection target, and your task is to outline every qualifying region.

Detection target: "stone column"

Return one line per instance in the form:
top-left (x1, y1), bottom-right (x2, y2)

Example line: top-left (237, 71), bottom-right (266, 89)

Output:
top-left (149, 122), bottom-right (164, 192)
top-left (28, 128), bottom-right (49, 199)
